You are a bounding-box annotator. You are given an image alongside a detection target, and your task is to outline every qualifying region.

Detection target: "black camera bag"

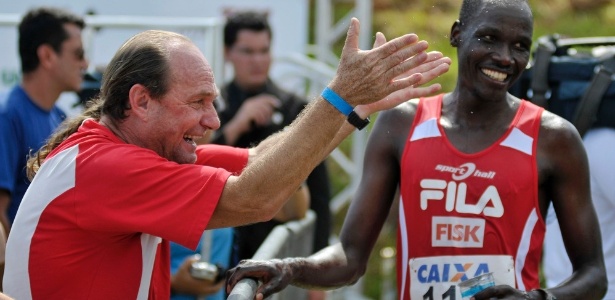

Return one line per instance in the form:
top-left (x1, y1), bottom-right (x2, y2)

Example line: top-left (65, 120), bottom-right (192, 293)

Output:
top-left (509, 35), bottom-right (615, 137)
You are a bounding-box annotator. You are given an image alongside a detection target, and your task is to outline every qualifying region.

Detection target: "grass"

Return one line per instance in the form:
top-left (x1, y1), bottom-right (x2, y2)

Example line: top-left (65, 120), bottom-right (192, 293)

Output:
top-left (324, 1), bottom-right (615, 299)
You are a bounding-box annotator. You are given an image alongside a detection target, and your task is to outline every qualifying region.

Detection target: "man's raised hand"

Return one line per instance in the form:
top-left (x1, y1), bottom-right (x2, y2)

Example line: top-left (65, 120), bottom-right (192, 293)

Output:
top-left (328, 18), bottom-right (434, 107)
top-left (355, 31), bottom-right (451, 116)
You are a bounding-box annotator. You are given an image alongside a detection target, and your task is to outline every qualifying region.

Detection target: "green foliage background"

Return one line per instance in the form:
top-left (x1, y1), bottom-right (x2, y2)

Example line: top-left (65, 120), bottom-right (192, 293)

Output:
top-left (317, 0), bottom-right (615, 298)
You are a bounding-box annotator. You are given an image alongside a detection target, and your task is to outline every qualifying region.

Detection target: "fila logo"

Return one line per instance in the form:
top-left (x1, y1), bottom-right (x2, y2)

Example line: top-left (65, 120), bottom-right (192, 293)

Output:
top-left (432, 216), bottom-right (485, 248)
top-left (435, 163), bottom-right (496, 181)
top-left (417, 262), bottom-right (490, 283)
top-left (420, 179), bottom-right (504, 217)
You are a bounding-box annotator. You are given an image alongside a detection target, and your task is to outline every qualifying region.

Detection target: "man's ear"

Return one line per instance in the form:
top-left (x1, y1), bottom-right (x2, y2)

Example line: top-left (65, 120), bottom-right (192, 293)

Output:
top-left (127, 84), bottom-right (151, 120)
top-left (37, 44), bottom-right (57, 70)
top-left (450, 20), bottom-right (461, 47)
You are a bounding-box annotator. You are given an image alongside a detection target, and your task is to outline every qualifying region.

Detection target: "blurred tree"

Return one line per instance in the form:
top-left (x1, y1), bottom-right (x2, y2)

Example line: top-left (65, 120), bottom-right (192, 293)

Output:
top-left (569, 0), bottom-right (612, 11)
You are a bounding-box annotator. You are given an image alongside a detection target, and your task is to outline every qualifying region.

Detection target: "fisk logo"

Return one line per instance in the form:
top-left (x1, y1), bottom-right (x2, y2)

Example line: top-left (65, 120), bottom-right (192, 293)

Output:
top-left (432, 217), bottom-right (485, 248)
top-left (417, 262), bottom-right (490, 283)
top-left (420, 179), bottom-right (504, 217)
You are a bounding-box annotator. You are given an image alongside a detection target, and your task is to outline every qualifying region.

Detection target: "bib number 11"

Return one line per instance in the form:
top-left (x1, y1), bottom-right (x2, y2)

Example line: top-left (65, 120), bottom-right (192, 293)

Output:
top-left (423, 285), bottom-right (457, 300)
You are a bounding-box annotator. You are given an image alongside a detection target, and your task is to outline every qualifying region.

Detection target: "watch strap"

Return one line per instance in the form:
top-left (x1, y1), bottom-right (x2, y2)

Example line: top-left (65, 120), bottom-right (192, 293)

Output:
top-left (347, 110), bottom-right (370, 130)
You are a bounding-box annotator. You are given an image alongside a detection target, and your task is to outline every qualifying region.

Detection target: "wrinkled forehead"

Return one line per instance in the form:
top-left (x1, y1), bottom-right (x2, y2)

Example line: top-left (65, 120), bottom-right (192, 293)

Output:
top-left (168, 44), bottom-right (218, 97)
top-left (170, 44), bottom-right (215, 80)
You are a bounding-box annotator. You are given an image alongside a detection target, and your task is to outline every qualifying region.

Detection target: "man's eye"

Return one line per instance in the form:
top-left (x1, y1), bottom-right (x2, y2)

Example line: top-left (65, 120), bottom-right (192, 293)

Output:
top-left (191, 100), bottom-right (204, 107)
top-left (515, 42), bottom-right (530, 51)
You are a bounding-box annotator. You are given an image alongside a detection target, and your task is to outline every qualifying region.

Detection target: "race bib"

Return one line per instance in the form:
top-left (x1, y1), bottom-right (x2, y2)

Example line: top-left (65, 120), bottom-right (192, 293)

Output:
top-left (409, 255), bottom-right (515, 300)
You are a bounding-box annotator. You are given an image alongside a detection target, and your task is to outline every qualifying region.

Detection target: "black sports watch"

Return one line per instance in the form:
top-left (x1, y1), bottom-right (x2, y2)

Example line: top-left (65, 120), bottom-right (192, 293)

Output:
top-left (347, 110), bottom-right (370, 130)
top-left (533, 288), bottom-right (557, 300)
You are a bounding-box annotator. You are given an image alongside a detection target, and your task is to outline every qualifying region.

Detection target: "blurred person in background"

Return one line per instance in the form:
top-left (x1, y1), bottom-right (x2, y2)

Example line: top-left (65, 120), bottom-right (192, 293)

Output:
top-left (0, 7), bottom-right (87, 236)
top-left (543, 127), bottom-right (615, 300)
top-left (0, 6), bottom-right (86, 290)
top-left (211, 12), bottom-right (332, 299)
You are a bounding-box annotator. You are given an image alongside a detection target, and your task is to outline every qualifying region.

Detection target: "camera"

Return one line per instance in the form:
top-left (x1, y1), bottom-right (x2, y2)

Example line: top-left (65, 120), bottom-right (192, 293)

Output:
top-left (190, 261), bottom-right (226, 282)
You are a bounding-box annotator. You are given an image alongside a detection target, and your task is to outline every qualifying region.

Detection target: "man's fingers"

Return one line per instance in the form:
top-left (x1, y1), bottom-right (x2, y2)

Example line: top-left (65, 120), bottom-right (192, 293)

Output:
top-left (225, 268), bottom-right (239, 294)
top-left (409, 84), bottom-right (443, 98)
top-left (389, 73), bottom-right (424, 93)
top-left (393, 59), bottom-right (450, 87)
top-left (426, 51), bottom-right (447, 62)
top-left (359, 80), bottom-right (442, 115)
top-left (403, 61), bottom-right (450, 87)
top-left (415, 62), bottom-right (450, 86)
top-left (375, 33), bottom-right (420, 60)
top-left (372, 32), bottom-right (386, 49)
top-left (341, 18), bottom-right (361, 54)
top-left (391, 52), bottom-right (448, 81)
top-left (386, 50), bottom-right (428, 82)
top-left (414, 53), bottom-right (451, 72)
top-left (381, 41), bottom-right (429, 80)
top-left (256, 280), bottom-right (285, 300)
top-left (332, 26), bottom-right (443, 107)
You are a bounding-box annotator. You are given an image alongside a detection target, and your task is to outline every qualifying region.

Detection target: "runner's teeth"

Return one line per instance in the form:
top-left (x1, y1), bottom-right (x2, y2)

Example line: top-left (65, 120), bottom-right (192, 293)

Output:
top-left (482, 69), bottom-right (506, 81)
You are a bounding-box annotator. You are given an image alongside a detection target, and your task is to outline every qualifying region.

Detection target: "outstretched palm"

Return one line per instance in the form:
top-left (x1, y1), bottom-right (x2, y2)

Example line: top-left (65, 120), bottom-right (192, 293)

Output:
top-left (359, 32), bottom-right (451, 116)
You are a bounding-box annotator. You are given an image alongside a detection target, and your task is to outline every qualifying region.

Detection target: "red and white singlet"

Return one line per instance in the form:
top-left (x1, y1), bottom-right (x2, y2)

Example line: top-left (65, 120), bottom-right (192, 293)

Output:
top-left (397, 95), bottom-right (545, 299)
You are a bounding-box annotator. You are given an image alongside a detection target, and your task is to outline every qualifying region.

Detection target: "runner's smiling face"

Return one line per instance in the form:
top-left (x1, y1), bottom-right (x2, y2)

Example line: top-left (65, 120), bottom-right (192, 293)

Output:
top-left (452, 1), bottom-right (533, 99)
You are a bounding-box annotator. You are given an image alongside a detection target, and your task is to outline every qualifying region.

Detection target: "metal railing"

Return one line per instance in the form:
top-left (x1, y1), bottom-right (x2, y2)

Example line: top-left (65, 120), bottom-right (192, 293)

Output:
top-left (227, 210), bottom-right (316, 300)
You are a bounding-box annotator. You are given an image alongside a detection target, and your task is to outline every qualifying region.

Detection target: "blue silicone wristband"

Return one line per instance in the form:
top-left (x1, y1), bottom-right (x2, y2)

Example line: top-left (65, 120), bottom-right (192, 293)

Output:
top-left (321, 87), bottom-right (353, 116)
